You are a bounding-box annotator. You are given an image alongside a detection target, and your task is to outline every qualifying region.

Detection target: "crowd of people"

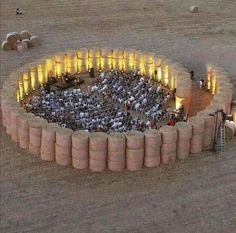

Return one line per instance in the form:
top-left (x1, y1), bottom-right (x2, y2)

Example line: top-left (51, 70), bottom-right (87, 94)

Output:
top-left (23, 70), bottom-right (184, 133)
top-left (89, 71), bottom-right (174, 120)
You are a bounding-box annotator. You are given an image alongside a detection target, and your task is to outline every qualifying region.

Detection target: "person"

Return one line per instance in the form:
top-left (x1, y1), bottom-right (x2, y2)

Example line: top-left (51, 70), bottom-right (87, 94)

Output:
top-left (154, 70), bottom-right (157, 80)
top-left (199, 79), bottom-right (203, 89)
top-left (16, 8), bottom-right (23, 15)
top-left (190, 70), bottom-right (194, 80)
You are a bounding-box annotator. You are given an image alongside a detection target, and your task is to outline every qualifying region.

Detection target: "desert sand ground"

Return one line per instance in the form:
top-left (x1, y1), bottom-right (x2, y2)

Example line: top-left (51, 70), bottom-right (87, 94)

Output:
top-left (0, 1), bottom-right (236, 233)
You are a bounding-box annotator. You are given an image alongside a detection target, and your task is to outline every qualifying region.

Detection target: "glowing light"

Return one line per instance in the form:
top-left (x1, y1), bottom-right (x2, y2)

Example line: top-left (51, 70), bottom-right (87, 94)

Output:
top-left (175, 96), bottom-right (185, 109)
top-left (211, 73), bottom-right (217, 95)
top-left (157, 67), bottom-right (162, 82)
top-left (23, 72), bottom-right (30, 95)
top-left (30, 66), bottom-right (37, 90)
top-left (37, 64), bottom-right (44, 85)
top-left (16, 89), bottom-right (20, 102)
top-left (45, 58), bottom-right (55, 79)
top-left (207, 72), bottom-right (211, 90)
top-left (163, 64), bottom-right (169, 86)
top-left (18, 75), bottom-right (24, 100)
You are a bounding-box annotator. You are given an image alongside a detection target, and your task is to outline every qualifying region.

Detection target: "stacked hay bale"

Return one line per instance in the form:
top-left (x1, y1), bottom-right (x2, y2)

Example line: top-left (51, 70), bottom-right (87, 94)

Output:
top-left (29, 36), bottom-right (40, 48)
top-left (126, 131), bottom-right (144, 171)
top-left (1, 30), bottom-right (40, 51)
top-left (100, 47), bottom-right (113, 71)
top-left (41, 123), bottom-right (59, 161)
top-left (28, 118), bottom-right (47, 156)
top-left (190, 6), bottom-right (199, 13)
top-left (197, 111), bottom-right (215, 150)
top-left (135, 51), bottom-right (145, 75)
top-left (175, 122), bottom-right (193, 160)
top-left (107, 132), bottom-right (126, 171)
top-left (89, 132), bottom-right (108, 172)
top-left (112, 48), bottom-right (124, 71)
top-left (17, 113), bottom-right (34, 149)
top-left (72, 130), bottom-right (90, 169)
top-left (76, 48), bottom-right (88, 73)
top-left (1, 100), bottom-right (14, 133)
top-left (9, 106), bottom-right (25, 143)
top-left (160, 126), bottom-right (177, 164)
top-left (123, 49), bottom-right (135, 72)
top-left (175, 73), bottom-right (192, 112)
top-left (144, 53), bottom-right (155, 78)
top-left (188, 117), bottom-right (205, 154)
top-left (55, 128), bottom-right (73, 166)
top-left (154, 55), bottom-right (166, 82)
top-left (144, 129), bottom-right (162, 168)
top-left (88, 48), bottom-right (101, 72)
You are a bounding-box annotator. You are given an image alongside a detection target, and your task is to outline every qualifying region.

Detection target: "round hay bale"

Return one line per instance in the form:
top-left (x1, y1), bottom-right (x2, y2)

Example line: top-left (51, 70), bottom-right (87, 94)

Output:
top-left (1, 40), bottom-right (13, 51)
top-left (108, 151), bottom-right (126, 162)
top-left (72, 158), bottom-right (88, 170)
top-left (144, 129), bottom-right (161, 147)
top-left (72, 130), bottom-right (89, 150)
top-left (89, 159), bottom-right (106, 172)
top-left (29, 120), bottom-right (43, 136)
top-left (160, 126), bottom-right (177, 144)
top-left (161, 152), bottom-right (176, 164)
top-left (29, 134), bottom-right (41, 147)
top-left (22, 39), bottom-right (30, 48)
top-left (17, 42), bottom-right (28, 52)
top-left (108, 132), bottom-right (126, 152)
top-left (13, 32), bottom-right (21, 41)
top-left (41, 146), bottom-right (55, 161)
top-left (126, 148), bottom-right (144, 161)
top-left (161, 143), bottom-right (177, 154)
top-left (29, 35), bottom-right (40, 48)
top-left (177, 146), bottom-right (190, 160)
top-left (197, 112), bottom-right (215, 128)
top-left (108, 160), bottom-right (125, 172)
top-left (187, 117), bottom-right (205, 135)
top-left (126, 131), bottom-right (144, 149)
top-left (144, 156), bottom-right (160, 168)
top-left (20, 30), bottom-right (31, 40)
top-left (190, 5), bottom-right (199, 13)
top-left (72, 147), bottom-right (88, 160)
top-left (175, 122), bottom-right (192, 139)
top-left (89, 149), bottom-right (107, 160)
top-left (56, 128), bottom-right (73, 147)
top-left (145, 146), bottom-right (161, 158)
top-left (42, 123), bottom-right (59, 142)
top-left (190, 143), bottom-right (202, 154)
top-left (19, 138), bottom-right (29, 149)
top-left (29, 143), bottom-right (40, 156)
top-left (126, 159), bottom-right (143, 171)
top-left (191, 134), bottom-right (203, 145)
top-left (6, 32), bottom-right (18, 43)
top-left (89, 132), bottom-right (107, 151)
top-left (55, 143), bottom-right (71, 166)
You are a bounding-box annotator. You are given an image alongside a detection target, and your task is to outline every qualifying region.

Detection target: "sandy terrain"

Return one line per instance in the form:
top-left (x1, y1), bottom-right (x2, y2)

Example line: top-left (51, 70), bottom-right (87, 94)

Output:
top-left (1, 0), bottom-right (236, 233)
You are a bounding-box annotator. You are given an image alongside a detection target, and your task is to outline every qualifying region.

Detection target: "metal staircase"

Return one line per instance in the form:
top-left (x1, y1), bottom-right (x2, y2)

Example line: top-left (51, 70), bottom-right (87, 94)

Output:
top-left (216, 123), bottom-right (226, 154)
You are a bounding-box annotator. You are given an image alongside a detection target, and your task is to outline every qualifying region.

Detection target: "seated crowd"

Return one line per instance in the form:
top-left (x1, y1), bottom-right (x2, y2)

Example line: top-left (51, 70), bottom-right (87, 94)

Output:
top-left (89, 70), bottom-right (173, 120)
top-left (24, 70), bottom-right (184, 133)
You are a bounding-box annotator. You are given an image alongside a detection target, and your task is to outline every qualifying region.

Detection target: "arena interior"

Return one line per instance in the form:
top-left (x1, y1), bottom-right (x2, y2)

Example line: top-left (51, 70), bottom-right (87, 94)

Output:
top-left (1, 1), bottom-right (236, 233)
